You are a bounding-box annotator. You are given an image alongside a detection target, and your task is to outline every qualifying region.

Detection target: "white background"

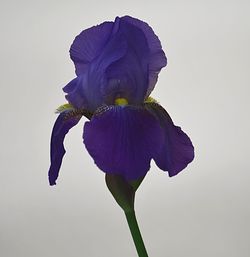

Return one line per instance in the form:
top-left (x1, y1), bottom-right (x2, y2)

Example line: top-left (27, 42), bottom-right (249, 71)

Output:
top-left (1, 0), bottom-right (250, 256)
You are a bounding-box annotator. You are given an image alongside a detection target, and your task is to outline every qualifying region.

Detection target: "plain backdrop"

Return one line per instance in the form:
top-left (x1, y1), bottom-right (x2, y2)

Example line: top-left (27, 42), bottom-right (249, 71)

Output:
top-left (1, 0), bottom-right (250, 256)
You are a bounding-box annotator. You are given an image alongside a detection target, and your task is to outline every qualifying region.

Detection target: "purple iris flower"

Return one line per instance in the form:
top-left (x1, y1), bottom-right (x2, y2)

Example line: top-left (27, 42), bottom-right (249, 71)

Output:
top-left (48, 16), bottom-right (194, 186)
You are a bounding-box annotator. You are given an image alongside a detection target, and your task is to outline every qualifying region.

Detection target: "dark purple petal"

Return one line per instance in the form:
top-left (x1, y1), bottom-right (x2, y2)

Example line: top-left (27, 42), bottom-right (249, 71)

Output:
top-left (103, 18), bottom-right (149, 105)
top-left (70, 21), bottom-right (113, 76)
top-left (66, 16), bottom-right (167, 110)
top-left (63, 77), bottom-right (87, 108)
top-left (48, 112), bottom-right (82, 185)
top-left (121, 16), bottom-right (167, 96)
top-left (65, 20), bottom-right (127, 111)
top-left (83, 105), bottom-right (164, 180)
top-left (145, 103), bottom-right (194, 177)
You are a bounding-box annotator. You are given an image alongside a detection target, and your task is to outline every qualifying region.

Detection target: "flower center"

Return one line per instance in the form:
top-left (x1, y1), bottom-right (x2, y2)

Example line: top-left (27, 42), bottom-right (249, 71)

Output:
top-left (115, 98), bottom-right (128, 106)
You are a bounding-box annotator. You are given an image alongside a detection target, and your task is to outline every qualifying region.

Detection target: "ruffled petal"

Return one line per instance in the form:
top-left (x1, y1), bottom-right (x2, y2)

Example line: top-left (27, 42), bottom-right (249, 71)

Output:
top-left (48, 112), bottom-right (82, 185)
top-left (121, 16), bottom-right (167, 96)
top-left (70, 21), bottom-right (114, 76)
top-left (83, 105), bottom-right (164, 180)
top-left (65, 19), bottom-right (127, 111)
top-left (145, 103), bottom-right (194, 177)
top-left (66, 16), bottom-right (167, 110)
top-left (103, 17), bottom-right (149, 105)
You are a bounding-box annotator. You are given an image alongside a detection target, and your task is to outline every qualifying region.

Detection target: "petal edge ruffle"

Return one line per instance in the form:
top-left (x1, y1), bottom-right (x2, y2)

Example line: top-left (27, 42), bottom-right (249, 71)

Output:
top-left (121, 16), bottom-right (167, 96)
top-left (70, 21), bottom-right (114, 76)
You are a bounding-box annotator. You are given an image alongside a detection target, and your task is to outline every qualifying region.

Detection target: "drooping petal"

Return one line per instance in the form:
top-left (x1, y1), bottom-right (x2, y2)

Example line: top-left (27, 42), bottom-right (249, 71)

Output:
top-left (48, 112), bottom-right (82, 185)
top-left (145, 103), bottom-right (194, 177)
top-left (83, 105), bottom-right (164, 180)
top-left (121, 16), bottom-right (167, 96)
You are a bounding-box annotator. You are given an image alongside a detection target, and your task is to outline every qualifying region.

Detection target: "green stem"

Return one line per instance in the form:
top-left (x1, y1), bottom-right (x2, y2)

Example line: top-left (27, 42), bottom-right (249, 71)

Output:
top-left (125, 210), bottom-right (148, 257)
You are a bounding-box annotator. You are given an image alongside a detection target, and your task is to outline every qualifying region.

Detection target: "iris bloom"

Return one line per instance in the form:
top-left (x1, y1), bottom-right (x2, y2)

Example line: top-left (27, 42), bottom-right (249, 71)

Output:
top-left (48, 16), bottom-right (194, 186)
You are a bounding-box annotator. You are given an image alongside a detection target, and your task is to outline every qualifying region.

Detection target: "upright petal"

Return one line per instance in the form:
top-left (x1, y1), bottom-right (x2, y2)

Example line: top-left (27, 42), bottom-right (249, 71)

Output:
top-left (48, 112), bottom-right (82, 185)
top-left (70, 21), bottom-right (114, 75)
top-left (65, 20), bottom-right (127, 111)
top-left (83, 105), bottom-right (164, 180)
top-left (121, 16), bottom-right (167, 96)
top-left (103, 18), bottom-right (149, 105)
top-left (145, 103), bottom-right (194, 177)
top-left (67, 16), bottom-right (167, 111)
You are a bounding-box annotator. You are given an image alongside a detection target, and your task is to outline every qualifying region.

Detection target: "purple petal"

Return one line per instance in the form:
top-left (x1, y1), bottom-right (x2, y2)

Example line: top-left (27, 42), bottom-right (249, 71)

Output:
top-left (48, 112), bottom-right (82, 185)
top-left (103, 18), bottom-right (150, 105)
top-left (65, 20), bottom-right (127, 111)
top-left (102, 17), bottom-right (160, 104)
top-left (67, 17), bottom-right (167, 110)
top-left (83, 105), bottom-right (164, 180)
top-left (146, 103), bottom-right (194, 177)
top-left (121, 16), bottom-right (167, 96)
top-left (70, 21), bottom-right (114, 76)
top-left (63, 77), bottom-right (87, 108)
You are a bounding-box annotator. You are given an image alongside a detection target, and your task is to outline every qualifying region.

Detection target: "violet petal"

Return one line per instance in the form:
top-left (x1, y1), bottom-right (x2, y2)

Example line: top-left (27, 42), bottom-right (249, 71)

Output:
top-left (83, 105), bottom-right (164, 180)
